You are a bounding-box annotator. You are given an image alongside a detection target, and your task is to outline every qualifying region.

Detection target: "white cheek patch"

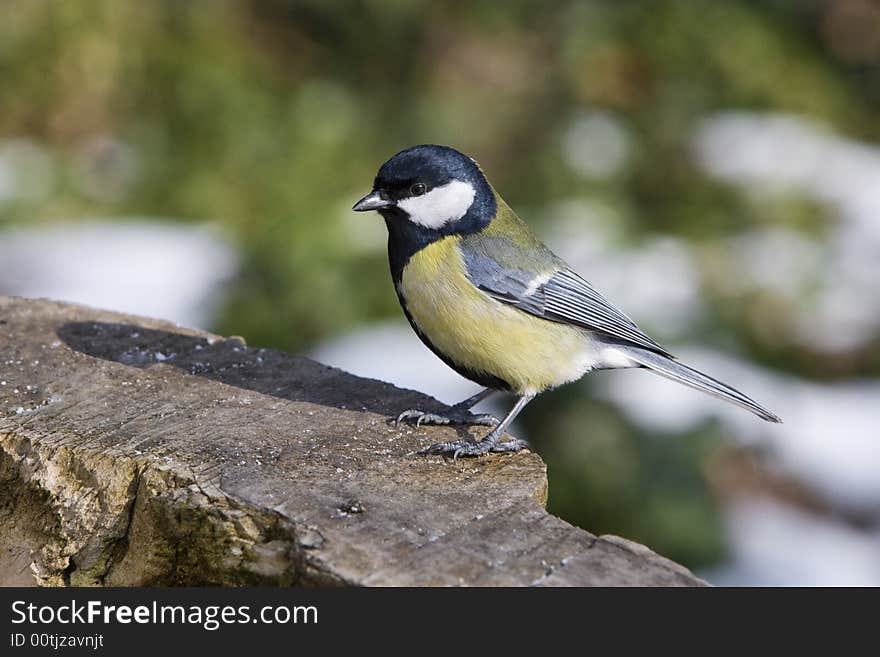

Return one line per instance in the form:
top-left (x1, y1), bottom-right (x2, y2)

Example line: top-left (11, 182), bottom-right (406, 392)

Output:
top-left (397, 180), bottom-right (476, 229)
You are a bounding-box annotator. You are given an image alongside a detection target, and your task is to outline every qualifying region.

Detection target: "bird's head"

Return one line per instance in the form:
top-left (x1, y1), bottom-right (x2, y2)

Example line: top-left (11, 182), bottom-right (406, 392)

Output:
top-left (353, 144), bottom-right (495, 234)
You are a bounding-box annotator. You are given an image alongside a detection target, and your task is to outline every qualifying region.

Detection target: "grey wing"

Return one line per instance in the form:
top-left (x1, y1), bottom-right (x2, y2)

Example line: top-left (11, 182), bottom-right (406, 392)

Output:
top-left (460, 236), bottom-right (672, 357)
top-left (537, 268), bottom-right (671, 356)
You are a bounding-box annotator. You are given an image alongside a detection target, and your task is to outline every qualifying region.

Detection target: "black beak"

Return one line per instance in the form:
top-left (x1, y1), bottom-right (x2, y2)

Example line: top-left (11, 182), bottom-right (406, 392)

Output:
top-left (353, 191), bottom-right (394, 212)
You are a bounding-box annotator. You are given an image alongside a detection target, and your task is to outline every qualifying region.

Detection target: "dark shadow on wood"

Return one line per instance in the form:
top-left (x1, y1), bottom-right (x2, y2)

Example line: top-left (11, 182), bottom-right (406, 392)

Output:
top-left (56, 321), bottom-right (446, 417)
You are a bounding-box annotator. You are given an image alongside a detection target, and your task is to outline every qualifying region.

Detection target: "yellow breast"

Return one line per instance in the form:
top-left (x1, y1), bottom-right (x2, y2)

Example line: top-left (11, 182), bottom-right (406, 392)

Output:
top-left (398, 237), bottom-right (594, 395)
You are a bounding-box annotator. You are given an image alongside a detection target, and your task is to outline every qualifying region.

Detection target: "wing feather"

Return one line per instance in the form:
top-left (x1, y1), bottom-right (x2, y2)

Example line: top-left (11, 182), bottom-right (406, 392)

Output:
top-left (542, 269), bottom-right (670, 355)
top-left (460, 236), bottom-right (671, 357)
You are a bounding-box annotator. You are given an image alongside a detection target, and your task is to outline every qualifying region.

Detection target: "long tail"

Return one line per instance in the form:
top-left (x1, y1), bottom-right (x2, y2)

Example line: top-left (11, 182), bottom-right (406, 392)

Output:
top-left (613, 345), bottom-right (782, 423)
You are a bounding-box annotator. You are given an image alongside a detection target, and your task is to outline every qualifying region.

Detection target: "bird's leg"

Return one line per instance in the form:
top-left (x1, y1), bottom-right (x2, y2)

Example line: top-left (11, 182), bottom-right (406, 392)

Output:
top-left (396, 387), bottom-right (499, 428)
top-left (418, 393), bottom-right (535, 459)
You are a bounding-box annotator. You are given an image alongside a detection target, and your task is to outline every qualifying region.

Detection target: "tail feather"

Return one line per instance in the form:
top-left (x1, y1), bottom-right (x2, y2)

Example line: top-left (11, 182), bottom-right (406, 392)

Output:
top-left (614, 345), bottom-right (782, 424)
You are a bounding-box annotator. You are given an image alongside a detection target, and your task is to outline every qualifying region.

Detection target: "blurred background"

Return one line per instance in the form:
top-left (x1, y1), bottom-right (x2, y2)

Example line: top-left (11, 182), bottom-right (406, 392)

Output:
top-left (2, 0), bottom-right (879, 585)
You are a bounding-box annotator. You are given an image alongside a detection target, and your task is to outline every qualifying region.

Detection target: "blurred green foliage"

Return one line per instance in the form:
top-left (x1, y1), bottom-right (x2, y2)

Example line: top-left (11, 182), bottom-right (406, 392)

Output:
top-left (3, 0), bottom-right (879, 569)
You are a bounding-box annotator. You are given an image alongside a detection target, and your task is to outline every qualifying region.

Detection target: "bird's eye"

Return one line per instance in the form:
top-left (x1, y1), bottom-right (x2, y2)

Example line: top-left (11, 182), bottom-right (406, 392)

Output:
top-left (410, 182), bottom-right (427, 196)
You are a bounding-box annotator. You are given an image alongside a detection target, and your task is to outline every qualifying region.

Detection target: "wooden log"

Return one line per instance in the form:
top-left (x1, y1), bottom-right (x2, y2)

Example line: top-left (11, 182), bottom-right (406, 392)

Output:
top-left (0, 296), bottom-right (704, 586)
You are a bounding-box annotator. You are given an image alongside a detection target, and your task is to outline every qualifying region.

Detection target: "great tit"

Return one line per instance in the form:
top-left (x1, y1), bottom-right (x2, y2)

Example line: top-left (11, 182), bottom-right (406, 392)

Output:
top-left (353, 144), bottom-right (781, 458)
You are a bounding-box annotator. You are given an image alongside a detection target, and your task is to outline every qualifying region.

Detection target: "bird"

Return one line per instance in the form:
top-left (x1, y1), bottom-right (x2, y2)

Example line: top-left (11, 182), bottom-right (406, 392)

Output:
top-left (353, 144), bottom-right (781, 458)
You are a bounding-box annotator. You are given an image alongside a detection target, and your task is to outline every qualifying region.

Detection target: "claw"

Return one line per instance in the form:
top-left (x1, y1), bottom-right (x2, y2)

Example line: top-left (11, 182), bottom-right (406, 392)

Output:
top-left (417, 435), bottom-right (530, 459)
top-left (471, 413), bottom-right (500, 427)
top-left (410, 391), bottom-right (534, 460)
top-left (395, 408), bottom-right (498, 428)
top-left (395, 409), bottom-right (430, 427)
top-left (491, 438), bottom-right (530, 453)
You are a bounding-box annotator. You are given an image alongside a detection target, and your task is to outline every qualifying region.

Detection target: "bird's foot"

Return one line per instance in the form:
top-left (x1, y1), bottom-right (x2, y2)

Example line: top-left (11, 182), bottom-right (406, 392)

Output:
top-left (417, 436), bottom-right (530, 460)
top-left (490, 438), bottom-right (531, 453)
top-left (395, 407), bottom-right (499, 428)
